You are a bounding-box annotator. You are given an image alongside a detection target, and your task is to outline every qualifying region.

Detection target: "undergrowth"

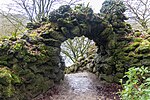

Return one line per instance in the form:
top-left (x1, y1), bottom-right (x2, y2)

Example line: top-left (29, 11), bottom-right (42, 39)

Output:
top-left (120, 66), bottom-right (150, 100)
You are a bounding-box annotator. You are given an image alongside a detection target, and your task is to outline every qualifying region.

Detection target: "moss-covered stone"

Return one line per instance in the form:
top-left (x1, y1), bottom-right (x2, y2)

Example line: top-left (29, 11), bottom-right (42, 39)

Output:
top-left (124, 42), bottom-right (140, 52)
top-left (44, 29), bottom-right (66, 41)
top-left (0, 67), bottom-right (21, 98)
top-left (100, 74), bottom-right (114, 83)
top-left (0, 2), bottom-right (149, 100)
top-left (101, 64), bottom-right (112, 75)
top-left (71, 26), bottom-right (81, 36)
top-left (133, 37), bottom-right (143, 42)
top-left (116, 72), bottom-right (124, 78)
top-left (134, 32), bottom-right (141, 37)
top-left (135, 40), bottom-right (150, 53)
top-left (141, 59), bottom-right (150, 66)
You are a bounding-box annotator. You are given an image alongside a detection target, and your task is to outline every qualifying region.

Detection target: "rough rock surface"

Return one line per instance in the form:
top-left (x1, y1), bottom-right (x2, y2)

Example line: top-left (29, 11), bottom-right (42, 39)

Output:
top-left (65, 54), bottom-right (96, 74)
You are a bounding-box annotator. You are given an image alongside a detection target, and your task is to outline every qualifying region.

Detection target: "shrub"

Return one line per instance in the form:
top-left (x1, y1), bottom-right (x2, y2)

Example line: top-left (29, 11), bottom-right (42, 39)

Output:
top-left (120, 66), bottom-right (150, 100)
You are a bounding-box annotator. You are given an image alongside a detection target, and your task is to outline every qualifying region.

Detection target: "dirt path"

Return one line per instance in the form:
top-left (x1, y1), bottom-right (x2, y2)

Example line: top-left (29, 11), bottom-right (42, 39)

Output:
top-left (33, 72), bottom-right (121, 100)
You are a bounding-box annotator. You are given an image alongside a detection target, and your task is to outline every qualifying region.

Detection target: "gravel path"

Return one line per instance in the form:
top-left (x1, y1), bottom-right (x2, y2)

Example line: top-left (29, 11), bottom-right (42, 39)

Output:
top-left (33, 72), bottom-right (122, 100)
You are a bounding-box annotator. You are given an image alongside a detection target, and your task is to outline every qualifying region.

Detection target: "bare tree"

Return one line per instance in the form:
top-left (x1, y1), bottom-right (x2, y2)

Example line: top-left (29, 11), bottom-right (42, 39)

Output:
top-left (0, 10), bottom-right (27, 37)
top-left (61, 36), bottom-right (97, 65)
top-left (124, 0), bottom-right (150, 31)
top-left (6, 0), bottom-right (82, 22)
top-left (0, 0), bottom-right (82, 37)
top-left (8, 0), bottom-right (60, 22)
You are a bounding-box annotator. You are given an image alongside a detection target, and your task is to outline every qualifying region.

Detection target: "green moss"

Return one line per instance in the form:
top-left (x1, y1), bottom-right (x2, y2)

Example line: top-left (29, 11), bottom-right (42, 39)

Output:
top-left (39, 45), bottom-right (60, 56)
top-left (24, 55), bottom-right (37, 63)
top-left (100, 74), bottom-right (114, 82)
top-left (108, 39), bottom-right (116, 49)
top-left (28, 65), bottom-right (39, 73)
top-left (134, 32), bottom-right (141, 37)
top-left (147, 37), bottom-right (150, 42)
top-left (128, 51), bottom-right (136, 57)
top-left (147, 28), bottom-right (150, 34)
top-left (42, 38), bottom-right (61, 47)
top-left (101, 27), bottom-right (113, 37)
top-left (136, 46), bottom-right (150, 53)
top-left (101, 21), bottom-right (108, 27)
top-left (112, 22), bottom-right (118, 27)
top-left (0, 55), bottom-right (11, 61)
top-left (113, 76), bottom-right (120, 83)
top-left (0, 4), bottom-right (150, 99)
top-left (8, 58), bottom-right (18, 64)
top-left (143, 54), bottom-right (150, 59)
top-left (22, 71), bottom-right (35, 83)
top-left (116, 72), bottom-right (124, 78)
top-left (48, 29), bottom-right (66, 41)
top-left (115, 62), bottom-right (124, 72)
top-left (101, 64), bottom-right (112, 75)
top-left (29, 32), bottom-right (38, 37)
top-left (61, 27), bottom-right (70, 36)
top-left (130, 62), bottom-right (142, 67)
top-left (134, 54), bottom-right (143, 59)
top-left (15, 50), bottom-right (27, 59)
top-left (12, 43), bottom-right (23, 51)
top-left (135, 40), bottom-right (150, 53)
top-left (0, 67), bottom-right (21, 98)
top-left (12, 64), bottom-right (24, 75)
top-left (142, 59), bottom-right (150, 66)
top-left (123, 56), bottom-right (130, 62)
top-left (0, 41), bottom-right (10, 50)
top-left (124, 42), bottom-right (140, 52)
top-left (132, 59), bottom-right (139, 63)
top-left (131, 42), bottom-right (140, 48)
top-left (133, 37), bottom-right (143, 42)
top-left (71, 26), bottom-right (80, 36)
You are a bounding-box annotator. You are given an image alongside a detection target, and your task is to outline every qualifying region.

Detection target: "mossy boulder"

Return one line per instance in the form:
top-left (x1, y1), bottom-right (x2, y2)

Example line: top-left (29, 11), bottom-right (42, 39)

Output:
top-left (133, 37), bottom-right (143, 42)
top-left (124, 42), bottom-right (140, 52)
top-left (100, 74), bottom-right (114, 83)
top-left (134, 32), bottom-right (141, 37)
top-left (0, 67), bottom-right (21, 98)
top-left (135, 40), bottom-right (150, 53)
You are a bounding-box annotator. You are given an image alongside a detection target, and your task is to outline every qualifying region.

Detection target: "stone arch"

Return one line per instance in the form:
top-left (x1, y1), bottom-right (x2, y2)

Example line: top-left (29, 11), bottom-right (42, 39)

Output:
top-left (0, 2), bottom-right (133, 100)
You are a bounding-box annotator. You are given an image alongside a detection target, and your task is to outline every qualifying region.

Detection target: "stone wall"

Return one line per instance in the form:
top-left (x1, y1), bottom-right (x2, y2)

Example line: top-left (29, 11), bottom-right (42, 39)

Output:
top-left (95, 31), bottom-right (150, 83)
top-left (0, 35), bottom-right (64, 99)
top-left (65, 54), bottom-right (97, 74)
top-left (0, 1), bottom-right (149, 99)
top-left (65, 31), bottom-right (150, 83)
top-left (0, 5), bottom-right (118, 99)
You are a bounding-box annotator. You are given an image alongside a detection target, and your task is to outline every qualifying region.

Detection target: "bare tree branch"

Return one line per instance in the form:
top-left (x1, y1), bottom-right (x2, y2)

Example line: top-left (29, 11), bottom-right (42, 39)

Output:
top-left (61, 36), bottom-right (96, 65)
top-left (124, 0), bottom-right (150, 31)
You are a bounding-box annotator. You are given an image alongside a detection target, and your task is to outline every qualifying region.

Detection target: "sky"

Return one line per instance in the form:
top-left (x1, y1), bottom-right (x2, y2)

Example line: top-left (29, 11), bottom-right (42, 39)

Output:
top-left (80, 0), bottom-right (105, 13)
top-left (0, 0), bottom-right (104, 13)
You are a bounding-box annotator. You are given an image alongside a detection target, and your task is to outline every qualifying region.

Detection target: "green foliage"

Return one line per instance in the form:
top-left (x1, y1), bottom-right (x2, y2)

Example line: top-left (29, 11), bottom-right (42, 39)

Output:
top-left (120, 66), bottom-right (150, 100)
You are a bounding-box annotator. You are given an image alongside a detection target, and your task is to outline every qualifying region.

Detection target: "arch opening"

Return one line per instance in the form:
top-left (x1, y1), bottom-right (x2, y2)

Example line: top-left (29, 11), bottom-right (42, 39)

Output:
top-left (60, 36), bottom-right (97, 66)
top-left (60, 36), bottom-right (98, 74)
